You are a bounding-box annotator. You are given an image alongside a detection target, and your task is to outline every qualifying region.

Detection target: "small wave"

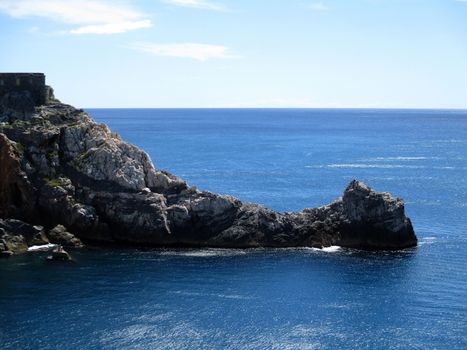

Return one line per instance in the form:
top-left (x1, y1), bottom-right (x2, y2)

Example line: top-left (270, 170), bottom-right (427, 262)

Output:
top-left (321, 302), bottom-right (359, 310)
top-left (405, 199), bottom-right (442, 206)
top-left (419, 236), bottom-right (437, 245)
top-left (27, 243), bottom-right (57, 252)
top-left (159, 249), bottom-right (247, 258)
top-left (306, 164), bottom-right (461, 170)
top-left (174, 290), bottom-right (254, 300)
top-left (431, 139), bottom-right (467, 144)
top-left (311, 246), bottom-right (341, 253)
top-left (306, 164), bottom-right (426, 169)
top-left (216, 293), bottom-right (252, 300)
top-left (364, 156), bottom-right (435, 161)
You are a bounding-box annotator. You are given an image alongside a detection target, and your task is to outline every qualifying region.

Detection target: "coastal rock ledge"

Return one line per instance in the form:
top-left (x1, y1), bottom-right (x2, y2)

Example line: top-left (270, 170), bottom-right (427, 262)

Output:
top-left (0, 77), bottom-right (417, 253)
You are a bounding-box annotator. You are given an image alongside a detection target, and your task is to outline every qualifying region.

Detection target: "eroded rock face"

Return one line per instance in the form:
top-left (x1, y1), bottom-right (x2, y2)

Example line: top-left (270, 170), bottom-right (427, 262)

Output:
top-left (0, 90), bottom-right (417, 252)
top-left (0, 134), bottom-right (36, 218)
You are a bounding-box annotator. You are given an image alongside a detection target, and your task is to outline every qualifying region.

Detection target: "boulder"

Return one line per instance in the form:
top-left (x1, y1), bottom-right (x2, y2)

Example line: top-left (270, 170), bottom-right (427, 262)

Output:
top-left (46, 247), bottom-right (72, 262)
top-left (46, 225), bottom-right (84, 248)
top-left (0, 219), bottom-right (46, 253)
top-left (0, 231), bottom-right (28, 254)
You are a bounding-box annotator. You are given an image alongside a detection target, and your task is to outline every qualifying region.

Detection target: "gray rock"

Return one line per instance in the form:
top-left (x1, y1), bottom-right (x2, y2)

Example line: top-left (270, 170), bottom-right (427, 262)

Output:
top-left (0, 226), bottom-right (28, 254)
top-left (0, 81), bottom-right (417, 251)
top-left (46, 247), bottom-right (72, 262)
top-left (0, 219), bottom-right (47, 247)
top-left (47, 225), bottom-right (84, 248)
top-left (0, 134), bottom-right (36, 219)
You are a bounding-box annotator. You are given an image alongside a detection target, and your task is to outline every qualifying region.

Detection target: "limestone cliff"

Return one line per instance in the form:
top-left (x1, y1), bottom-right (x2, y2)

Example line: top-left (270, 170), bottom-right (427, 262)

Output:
top-left (0, 89), bottom-right (417, 254)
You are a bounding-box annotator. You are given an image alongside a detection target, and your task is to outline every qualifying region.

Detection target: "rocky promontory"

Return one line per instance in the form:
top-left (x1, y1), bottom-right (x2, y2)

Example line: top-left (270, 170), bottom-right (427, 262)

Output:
top-left (0, 77), bottom-right (417, 255)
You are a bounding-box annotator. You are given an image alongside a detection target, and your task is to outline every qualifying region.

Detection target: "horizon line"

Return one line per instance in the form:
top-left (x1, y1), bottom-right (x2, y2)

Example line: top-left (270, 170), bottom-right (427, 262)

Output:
top-left (81, 106), bottom-right (467, 111)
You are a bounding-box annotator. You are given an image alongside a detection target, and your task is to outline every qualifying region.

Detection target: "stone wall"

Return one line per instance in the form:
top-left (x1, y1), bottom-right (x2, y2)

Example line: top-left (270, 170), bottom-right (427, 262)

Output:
top-left (0, 73), bottom-right (48, 105)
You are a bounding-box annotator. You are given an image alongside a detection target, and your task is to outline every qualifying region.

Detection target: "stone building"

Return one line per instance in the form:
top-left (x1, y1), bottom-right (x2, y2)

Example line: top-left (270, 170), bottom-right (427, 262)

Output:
top-left (0, 73), bottom-right (52, 106)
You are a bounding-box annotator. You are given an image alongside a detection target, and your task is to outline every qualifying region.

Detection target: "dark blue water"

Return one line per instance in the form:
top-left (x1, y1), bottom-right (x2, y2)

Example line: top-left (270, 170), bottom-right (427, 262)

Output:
top-left (1, 109), bottom-right (466, 349)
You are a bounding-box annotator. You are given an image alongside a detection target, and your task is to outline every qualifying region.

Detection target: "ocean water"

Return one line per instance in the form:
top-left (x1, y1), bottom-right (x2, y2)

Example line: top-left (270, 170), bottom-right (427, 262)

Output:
top-left (1, 109), bottom-right (466, 349)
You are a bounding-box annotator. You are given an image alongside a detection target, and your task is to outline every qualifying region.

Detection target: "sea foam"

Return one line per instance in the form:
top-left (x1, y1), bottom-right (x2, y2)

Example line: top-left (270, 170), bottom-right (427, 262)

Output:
top-left (311, 246), bottom-right (341, 253)
top-left (27, 243), bottom-right (57, 252)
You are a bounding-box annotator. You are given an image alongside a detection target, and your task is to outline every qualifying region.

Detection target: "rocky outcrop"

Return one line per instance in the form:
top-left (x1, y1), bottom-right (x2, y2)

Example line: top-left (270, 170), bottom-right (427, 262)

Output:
top-left (0, 89), bottom-right (417, 252)
top-left (47, 225), bottom-right (84, 248)
top-left (0, 218), bottom-right (47, 254)
top-left (205, 180), bottom-right (417, 249)
top-left (336, 180), bottom-right (416, 249)
top-left (0, 218), bottom-right (84, 255)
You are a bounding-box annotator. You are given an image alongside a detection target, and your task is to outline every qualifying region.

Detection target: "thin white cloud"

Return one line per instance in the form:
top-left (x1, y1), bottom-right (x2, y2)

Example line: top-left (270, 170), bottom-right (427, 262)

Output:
top-left (70, 20), bottom-right (152, 35)
top-left (164, 0), bottom-right (227, 11)
top-left (0, 0), bottom-right (152, 34)
top-left (309, 2), bottom-right (329, 11)
top-left (128, 42), bottom-right (239, 61)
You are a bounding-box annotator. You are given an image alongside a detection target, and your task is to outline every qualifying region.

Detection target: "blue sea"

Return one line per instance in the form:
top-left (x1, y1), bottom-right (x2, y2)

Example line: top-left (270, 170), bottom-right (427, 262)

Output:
top-left (1, 109), bottom-right (466, 349)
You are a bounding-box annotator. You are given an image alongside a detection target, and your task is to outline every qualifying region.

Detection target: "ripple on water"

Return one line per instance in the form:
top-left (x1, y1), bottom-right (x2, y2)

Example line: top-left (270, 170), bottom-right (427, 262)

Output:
top-left (158, 248), bottom-right (249, 257)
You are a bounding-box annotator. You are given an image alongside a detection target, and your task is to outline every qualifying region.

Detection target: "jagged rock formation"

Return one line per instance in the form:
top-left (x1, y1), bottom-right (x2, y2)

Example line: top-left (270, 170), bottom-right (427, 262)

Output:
top-left (47, 225), bottom-right (84, 248)
top-left (0, 219), bottom-right (83, 255)
top-left (0, 87), bottom-right (417, 254)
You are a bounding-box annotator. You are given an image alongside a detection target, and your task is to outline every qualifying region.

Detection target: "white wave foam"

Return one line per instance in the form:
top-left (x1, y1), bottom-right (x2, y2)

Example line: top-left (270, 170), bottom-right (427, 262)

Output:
top-left (311, 245), bottom-right (341, 253)
top-left (27, 243), bottom-right (57, 252)
top-left (419, 236), bottom-right (437, 245)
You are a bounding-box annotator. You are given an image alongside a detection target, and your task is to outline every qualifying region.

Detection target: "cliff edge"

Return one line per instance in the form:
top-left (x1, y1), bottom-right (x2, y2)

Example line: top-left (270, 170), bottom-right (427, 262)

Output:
top-left (0, 81), bottom-right (417, 254)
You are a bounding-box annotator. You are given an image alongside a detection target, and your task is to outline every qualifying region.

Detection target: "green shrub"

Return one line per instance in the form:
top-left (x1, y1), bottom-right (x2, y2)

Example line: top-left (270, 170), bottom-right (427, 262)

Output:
top-left (43, 177), bottom-right (61, 187)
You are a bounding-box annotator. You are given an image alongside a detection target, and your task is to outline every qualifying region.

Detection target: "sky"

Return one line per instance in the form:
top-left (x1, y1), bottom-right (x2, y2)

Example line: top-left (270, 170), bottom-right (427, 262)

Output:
top-left (0, 0), bottom-right (467, 108)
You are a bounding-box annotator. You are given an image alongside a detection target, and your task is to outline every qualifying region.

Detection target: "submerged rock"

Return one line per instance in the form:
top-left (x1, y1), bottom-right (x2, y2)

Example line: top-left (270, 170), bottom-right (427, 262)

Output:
top-left (0, 81), bottom-right (417, 251)
top-left (46, 246), bottom-right (72, 262)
